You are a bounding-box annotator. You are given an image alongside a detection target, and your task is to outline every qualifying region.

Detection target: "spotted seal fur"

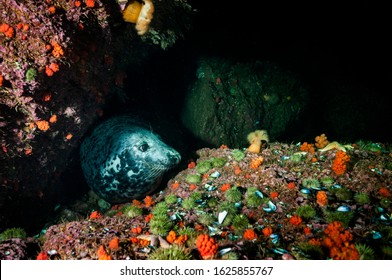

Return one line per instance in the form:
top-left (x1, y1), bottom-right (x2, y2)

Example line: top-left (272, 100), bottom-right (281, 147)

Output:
top-left (80, 116), bottom-right (181, 203)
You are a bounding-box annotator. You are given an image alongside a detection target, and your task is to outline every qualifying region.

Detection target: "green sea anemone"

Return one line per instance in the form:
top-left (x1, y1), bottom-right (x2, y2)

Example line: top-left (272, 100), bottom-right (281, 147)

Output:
top-left (181, 198), bottom-right (196, 210)
top-left (356, 244), bottom-right (375, 260)
top-left (196, 160), bottom-right (212, 174)
top-left (302, 178), bottom-right (320, 190)
top-left (197, 213), bottom-right (216, 225)
top-left (207, 197), bottom-right (219, 207)
top-left (211, 157), bottom-right (227, 168)
top-left (0, 227), bottom-right (27, 241)
top-left (225, 186), bottom-right (242, 202)
top-left (231, 149), bottom-right (245, 161)
top-left (149, 214), bottom-right (172, 235)
top-left (25, 68), bottom-right (37, 82)
top-left (148, 245), bottom-right (192, 260)
top-left (294, 242), bottom-right (324, 260)
top-left (220, 251), bottom-right (239, 260)
top-left (325, 211), bottom-right (354, 228)
top-left (382, 246), bottom-right (392, 258)
top-left (123, 205), bottom-right (143, 218)
top-left (190, 191), bottom-right (202, 201)
top-left (354, 193), bottom-right (370, 205)
top-left (218, 201), bottom-right (238, 215)
top-left (185, 174), bottom-right (202, 184)
top-left (290, 153), bottom-right (303, 163)
top-left (320, 176), bottom-right (334, 187)
top-left (296, 205), bottom-right (316, 220)
top-left (232, 214), bottom-right (249, 234)
top-left (165, 194), bottom-right (178, 205)
top-left (152, 202), bottom-right (169, 216)
top-left (245, 187), bottom-right (264, 207)
top-left (335, 188), bottom-right (353, 201)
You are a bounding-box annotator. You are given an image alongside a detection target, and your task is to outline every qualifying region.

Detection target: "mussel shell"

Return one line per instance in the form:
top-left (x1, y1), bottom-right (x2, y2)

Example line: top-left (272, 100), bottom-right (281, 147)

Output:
top-left (272, 248), bottom-right (288, 254)
top-left (337, 205), bottom-right (351, 212)
top-left (300, 188), bottom-right (311, 194)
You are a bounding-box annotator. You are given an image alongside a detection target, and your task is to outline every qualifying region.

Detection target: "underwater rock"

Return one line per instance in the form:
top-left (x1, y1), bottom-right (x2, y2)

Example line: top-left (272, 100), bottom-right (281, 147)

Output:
top-left (181, 57), bottom-right (309, 147)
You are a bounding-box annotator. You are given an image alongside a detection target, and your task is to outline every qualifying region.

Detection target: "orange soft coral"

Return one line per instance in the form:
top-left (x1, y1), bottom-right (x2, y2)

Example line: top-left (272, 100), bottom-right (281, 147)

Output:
top-left (332, 151), bottom-right (350, 175)
top-left (322, 221), bottom-right (359, 260)
top-left (196, 234), bottom-right (218, 260)
top-left (316, 191), bottom-right (328, 207)
top-left (300, 142), bottom-right (315, 154)
top-left (315, 133), bottom-right (329, 149)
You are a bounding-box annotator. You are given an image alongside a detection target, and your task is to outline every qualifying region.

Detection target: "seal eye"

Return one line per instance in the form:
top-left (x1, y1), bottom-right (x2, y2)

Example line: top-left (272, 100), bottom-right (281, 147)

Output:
top-left (139, 143), bottom-right (149, 152)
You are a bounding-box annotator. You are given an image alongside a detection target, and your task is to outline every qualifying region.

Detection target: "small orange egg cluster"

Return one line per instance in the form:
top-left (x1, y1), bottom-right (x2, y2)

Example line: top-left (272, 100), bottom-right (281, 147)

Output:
top-left (196, 234), bottom-right (218, 260)
top-left (300, 142), bottom-right (315, 154)
top-left (316, 191), bottom-right (328, 207)
top-left (332, 151), bottom-right (350, 175)
top-left (322, 221), bottom-right (359, 260)
top-left (315, 133), bottom-right (329, 149)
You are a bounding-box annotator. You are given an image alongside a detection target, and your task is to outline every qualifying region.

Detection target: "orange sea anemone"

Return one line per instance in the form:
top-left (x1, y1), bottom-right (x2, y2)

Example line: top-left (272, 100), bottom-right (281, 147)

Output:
top-left (300, 142), bottom-right (315, 154)
top-left (36, 120), bottom-right (50, 131)
top-left (108, 237), bottom-right (119, 250)
top-left (89, 210), bottom-right (101, 219)
top-left (97, 245), bottom-right (112, 260)
top-left (0, 23), bottom-right (15, 38)
top-left (262, 227), bottom-right (273, 237)
top-left (243, 229), bottom-right (258, 241)
top-left (247, 130), bottom-right (269, 153)
top-left (123, 0), bottom-right (154, 35)
top-left (289, 215), bottom-right (302, 226)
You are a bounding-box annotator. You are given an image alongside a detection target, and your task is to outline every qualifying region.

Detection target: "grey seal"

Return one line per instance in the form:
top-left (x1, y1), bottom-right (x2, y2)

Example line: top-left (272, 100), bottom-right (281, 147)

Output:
top-left (80, 116), bottom-right (181, 203)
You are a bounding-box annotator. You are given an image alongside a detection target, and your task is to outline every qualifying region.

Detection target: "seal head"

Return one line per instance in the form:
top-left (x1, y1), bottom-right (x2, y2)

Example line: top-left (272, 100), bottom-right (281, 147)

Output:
top-left (80, 116), bottom-right (181, 203)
